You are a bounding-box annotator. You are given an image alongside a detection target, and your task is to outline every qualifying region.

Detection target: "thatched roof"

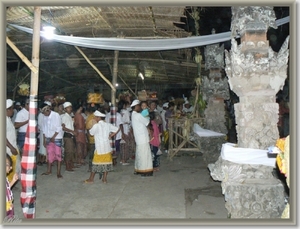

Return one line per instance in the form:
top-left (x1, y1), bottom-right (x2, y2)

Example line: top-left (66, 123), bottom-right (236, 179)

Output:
top-left (6, 6), bottom-right (289, 102)
top-left (7, 6), bottom-right (204, 100)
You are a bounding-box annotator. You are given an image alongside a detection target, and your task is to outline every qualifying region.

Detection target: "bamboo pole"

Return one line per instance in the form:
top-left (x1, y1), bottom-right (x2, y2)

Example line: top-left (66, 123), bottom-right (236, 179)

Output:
top-left (111, 50), bottom-right (119, 106)
top-left (10, 57), bottom-right (200, 68)
top-left (12, 61), bottom-right (21, 100)
top-left (20, 6), bottom-right (41, 219)
top-left (118, 73), bottom-right (137, 98)
top-left (6, 36), bottom-right (38, 74)
top-left (30, 8), bottom-right (41, 96)
top-left (40, 69), bottom-right (88, 88)
top-left (104, 58), bottom-right (137, 99)
top-left (134, 74), bottom-right (139, 96)
top-left (74, 45), bottom-right (115, 91)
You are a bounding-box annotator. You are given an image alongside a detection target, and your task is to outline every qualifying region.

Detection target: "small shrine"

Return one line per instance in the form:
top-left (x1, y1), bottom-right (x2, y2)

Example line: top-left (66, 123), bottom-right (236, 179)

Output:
top-left (194, 33), bottom-right (229, 165)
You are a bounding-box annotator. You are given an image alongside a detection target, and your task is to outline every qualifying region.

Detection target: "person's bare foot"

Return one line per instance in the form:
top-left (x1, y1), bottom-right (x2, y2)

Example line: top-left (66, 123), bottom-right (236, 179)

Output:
top-left (66, 169), bottom-right (75, 172)
top-left (57, 174), bottom-right (63, 179)
top-left (84, 179), bottom-right (94, 184)
top-left (102, 179), bottom-right (107, 184)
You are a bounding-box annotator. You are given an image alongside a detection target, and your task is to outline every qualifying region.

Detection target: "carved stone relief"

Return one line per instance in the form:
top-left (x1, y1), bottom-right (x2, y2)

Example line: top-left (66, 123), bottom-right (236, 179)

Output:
top-left (205, 44), bottom-right (225, 70)
top-left (195, 136), bottom-right (226, 165)
top-left (208, 156), bottom-right (285, 218)
top-left (225, 37), bottom-right (290, 98)
top-left (204, 99), bottom-right (227, 134)
top-left (202, 76), bottom-right (230, 101)
top-left (231, 6), bottom-right (277, 37)
top-left (224, 14), bottom-right (289, 149)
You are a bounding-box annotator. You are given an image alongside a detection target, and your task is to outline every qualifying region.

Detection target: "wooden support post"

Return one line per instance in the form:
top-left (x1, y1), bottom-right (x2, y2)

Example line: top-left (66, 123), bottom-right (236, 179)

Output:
top-left (20, 6), bottom-right (41, 219)
top-left (111, 50), bottom-right (119, 106)
top-left (12, 61), bottom-right (20, 101)
top-left (118, 73), bottom-right (137, 98)
top-left (74, 45), bottom-right (115, 91)
top-left (6, 37), bottom-right (38, 74)
top-left (168, 119), bottom-right (174, 160)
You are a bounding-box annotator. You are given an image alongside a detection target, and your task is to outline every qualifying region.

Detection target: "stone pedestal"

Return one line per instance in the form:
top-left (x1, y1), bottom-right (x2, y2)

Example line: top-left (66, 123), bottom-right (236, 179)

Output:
top-left (195, 136), bottom-right (226, 165)
top-left (208, 156), bottom-right (286, 218)
top-left (225, 178), bottom-right (285, 218)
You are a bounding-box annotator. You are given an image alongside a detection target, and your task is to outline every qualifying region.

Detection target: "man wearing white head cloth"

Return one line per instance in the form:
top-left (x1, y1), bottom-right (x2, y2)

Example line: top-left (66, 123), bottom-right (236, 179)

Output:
top-left (182, 101), bottom-right (194, 113)
top-left (61, 102), bottom-right (77, 172)
top-left (14, 98), bottom-right (30, 156)
top-left (6, 99), bottom-right (21, 182)
top-left (40, 103), bottom-right (64, 178)
top-left (37, 102), bottom-right (52, 165)
top-left (84, 110), bottom-right (119, 184)
top-left (130, 100), bottom-right (153, 177)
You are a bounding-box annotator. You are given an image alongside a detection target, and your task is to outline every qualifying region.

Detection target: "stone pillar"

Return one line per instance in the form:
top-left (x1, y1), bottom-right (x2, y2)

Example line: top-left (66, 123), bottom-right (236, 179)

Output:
top-left (203, 40), bottom-right (229, 134)
top-left (197, 38), bottom-right (229, 165)
top-left (208, 7), bottom-right (289, 218)
top-left (225, 6), bottom-right (290, 149)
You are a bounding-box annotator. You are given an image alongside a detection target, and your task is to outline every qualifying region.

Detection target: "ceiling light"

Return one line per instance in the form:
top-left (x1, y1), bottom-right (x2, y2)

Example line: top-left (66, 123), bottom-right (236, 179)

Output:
top-left (138, 72), bottom-right (144, 80)
top-left (42, 26), bottom-right (56, 39)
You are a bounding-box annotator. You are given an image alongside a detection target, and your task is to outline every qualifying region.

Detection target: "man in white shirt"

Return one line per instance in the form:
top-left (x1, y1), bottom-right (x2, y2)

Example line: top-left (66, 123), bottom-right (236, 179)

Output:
top-left (119, 100), bottom-right (133, 165)
top-left (84, 110), bottom-right (119, 184)
top-left (14, 98), bottom-right (29, 156)
top-left (6, 99), bottom-right (21, 182)
top-left (156, 100), bottom-right (164, 113)
top-left (11, 101), bottom-right (21, 123)
top-left (131, 100), bottom-right (153, 177)
top-left (105, 105), bottom-right (123, 165)
top-left (41, 104), bottom-right (64, 178)
top-left (182, 101), bottom-right (194, 114)
top-left (61, 102), bottom-right (77, 172)
top-left (37, 102), bottom-right (51, 165)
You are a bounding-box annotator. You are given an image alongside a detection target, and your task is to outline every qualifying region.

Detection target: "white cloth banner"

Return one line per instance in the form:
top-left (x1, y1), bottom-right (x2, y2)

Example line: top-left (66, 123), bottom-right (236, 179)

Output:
top-left (221, 142), bottom-right (276, 167)
top-left (7, 16), bottom-right (289, 51)
top-left (193, 123), bottom-right (225, 137)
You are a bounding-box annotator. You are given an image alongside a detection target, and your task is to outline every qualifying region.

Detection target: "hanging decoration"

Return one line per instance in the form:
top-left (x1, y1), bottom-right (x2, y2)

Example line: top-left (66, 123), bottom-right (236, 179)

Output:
top-left (17, 83), bottom-right (30, 96)
top-left (87, 92), bottom-right (104, 104)
top-left (53, 94), bottom-right (66, 104)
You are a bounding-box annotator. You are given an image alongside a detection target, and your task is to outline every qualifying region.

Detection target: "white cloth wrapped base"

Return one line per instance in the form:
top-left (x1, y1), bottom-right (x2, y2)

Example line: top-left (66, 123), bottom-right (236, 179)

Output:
top-left (193, 123), bottom-right (225, 137)
top-left (221, 143), bottom-right (276, 167)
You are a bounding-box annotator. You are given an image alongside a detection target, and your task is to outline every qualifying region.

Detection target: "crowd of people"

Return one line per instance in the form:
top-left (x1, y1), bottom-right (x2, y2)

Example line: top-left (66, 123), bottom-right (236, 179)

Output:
top-left (5, 95), bottom-right (188, 219)
top-left (6, 93), bottom-right (289, 219)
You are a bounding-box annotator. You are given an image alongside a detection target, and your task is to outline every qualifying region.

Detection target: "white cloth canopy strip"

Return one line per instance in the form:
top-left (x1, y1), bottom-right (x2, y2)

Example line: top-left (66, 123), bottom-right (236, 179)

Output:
top-left (8, 16), bottom-right (289, 51)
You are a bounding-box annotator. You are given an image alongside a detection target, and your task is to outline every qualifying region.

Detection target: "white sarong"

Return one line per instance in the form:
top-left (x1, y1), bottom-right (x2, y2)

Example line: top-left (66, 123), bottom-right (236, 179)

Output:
top-left (135, 143), bottom-right (153, 173)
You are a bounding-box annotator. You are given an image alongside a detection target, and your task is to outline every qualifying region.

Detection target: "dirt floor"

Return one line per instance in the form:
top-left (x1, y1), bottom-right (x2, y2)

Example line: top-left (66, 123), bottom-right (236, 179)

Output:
top-left (9, 150), bottom-right (228, 224)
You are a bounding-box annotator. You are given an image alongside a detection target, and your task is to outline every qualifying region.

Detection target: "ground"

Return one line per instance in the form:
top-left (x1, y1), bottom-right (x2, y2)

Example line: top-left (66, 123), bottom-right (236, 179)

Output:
top-left (10, 151), bottom-right (228, 224)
